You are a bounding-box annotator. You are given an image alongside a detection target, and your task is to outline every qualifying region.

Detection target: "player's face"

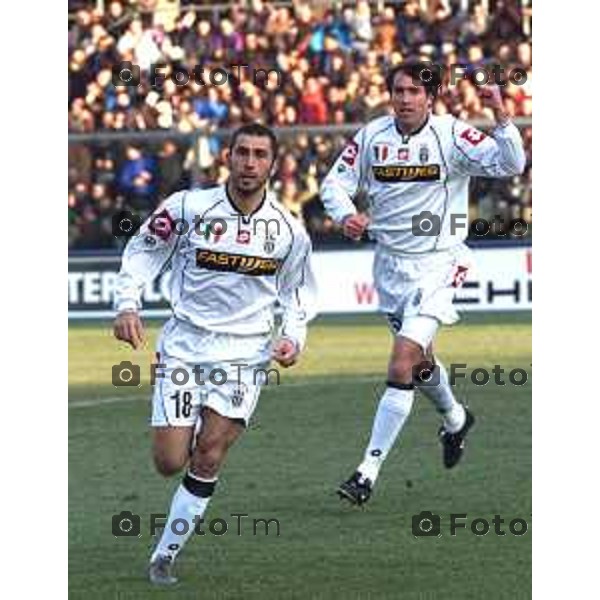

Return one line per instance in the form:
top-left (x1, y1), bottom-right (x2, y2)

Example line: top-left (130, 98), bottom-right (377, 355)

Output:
top-left (228, 135), bottom-right (274, 195)
top-left (390, 72), bottom-right (432, 133)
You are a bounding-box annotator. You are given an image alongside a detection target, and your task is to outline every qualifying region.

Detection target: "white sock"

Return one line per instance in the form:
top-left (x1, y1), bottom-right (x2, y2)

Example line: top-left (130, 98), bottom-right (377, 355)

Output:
top-left (151, 471), bottom-right (216, 562)
top-left (417, 358), bottom-right (466, 434)
top-left (357, 385), bottom-right (414, 484)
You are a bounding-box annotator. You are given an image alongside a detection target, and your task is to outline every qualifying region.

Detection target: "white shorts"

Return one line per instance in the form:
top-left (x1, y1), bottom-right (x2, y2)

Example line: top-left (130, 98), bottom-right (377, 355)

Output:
top-left (151, 318), bottom-right (273, 428)
top-left (374, 244), bottom-right (475, 350)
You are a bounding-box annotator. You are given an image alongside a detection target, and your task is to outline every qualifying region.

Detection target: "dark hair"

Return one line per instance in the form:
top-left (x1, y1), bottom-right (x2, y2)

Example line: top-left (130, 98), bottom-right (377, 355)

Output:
top-left (229, 123), bottom-right (279, 159)
top-left (385, 61), bottom-right (441, 99)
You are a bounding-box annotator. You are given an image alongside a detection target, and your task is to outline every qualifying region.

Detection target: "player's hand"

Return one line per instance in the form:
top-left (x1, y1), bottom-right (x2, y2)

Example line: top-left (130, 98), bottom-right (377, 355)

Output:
top-left (342, 213), bottom-right (370, 241)
top-left (271, 337), bottom-right (300, 368)
top-left (113, 310), bottom-right (145, 350)
top-left (478, 83), bottom-right (509, 124)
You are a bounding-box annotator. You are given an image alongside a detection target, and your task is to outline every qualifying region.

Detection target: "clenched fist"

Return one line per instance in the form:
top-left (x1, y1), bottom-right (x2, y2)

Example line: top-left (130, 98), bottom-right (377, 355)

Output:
top-left (478, 83), bottom-right (509, 125)
top-left (342, 213), bottom-right (370, 241)
top-left (271, 337), bottom-right (300, 368)
top-left (113, 310), bottom-right (146, 350)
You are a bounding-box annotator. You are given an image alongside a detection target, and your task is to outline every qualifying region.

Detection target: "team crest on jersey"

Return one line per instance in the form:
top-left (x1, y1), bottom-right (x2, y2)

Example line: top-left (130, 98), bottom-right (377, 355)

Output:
top-left (236, 230), bottom-right (251, 244)
top-left (263, 233), bottom-right (276, 254)
top-left (373, 144), bottom-right (390, 162)
top-left (419, 145), bottom-right (429, 164)
top-left (397, 147), bottom-right (409, 162)
top-left (231, 383), bottom-right (248, 407)
top-left (199, 222), bottom-right (225, 244)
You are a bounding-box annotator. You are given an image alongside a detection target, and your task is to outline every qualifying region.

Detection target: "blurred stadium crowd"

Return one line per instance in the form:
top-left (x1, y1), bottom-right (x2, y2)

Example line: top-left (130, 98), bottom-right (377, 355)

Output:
top-left (68, 0), bottom-right (532, 250)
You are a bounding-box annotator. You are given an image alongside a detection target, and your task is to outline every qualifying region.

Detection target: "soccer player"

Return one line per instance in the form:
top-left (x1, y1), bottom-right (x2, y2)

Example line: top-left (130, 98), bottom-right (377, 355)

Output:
top-left (320, 62), bottom-right (526, 505)
top-left (113, 123), bottom-right (317, 584)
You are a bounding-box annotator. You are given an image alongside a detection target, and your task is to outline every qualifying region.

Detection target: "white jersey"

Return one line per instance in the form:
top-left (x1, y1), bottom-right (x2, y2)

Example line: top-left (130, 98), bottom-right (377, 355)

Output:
top-left (114, 185), bottom-right (317, 349)
top-left (320, 113), bottom-right (526, 253)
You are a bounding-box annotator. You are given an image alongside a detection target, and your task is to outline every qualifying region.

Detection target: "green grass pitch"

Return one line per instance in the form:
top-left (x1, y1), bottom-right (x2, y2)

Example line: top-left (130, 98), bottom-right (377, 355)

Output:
top-left (69, 312), bottom-right (531, 599)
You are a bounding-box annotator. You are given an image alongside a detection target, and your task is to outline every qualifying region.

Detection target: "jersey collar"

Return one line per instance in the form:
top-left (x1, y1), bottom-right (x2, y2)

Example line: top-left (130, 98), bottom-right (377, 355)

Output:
top-left (224, 183), bottom-right (267, 222)
top-left (395, 114), bottom-right (430, 144)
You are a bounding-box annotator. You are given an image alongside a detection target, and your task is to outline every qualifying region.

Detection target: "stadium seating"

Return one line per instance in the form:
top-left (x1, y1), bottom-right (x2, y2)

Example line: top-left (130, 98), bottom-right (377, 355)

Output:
top-left (68, 0), bottom-right (532, 250)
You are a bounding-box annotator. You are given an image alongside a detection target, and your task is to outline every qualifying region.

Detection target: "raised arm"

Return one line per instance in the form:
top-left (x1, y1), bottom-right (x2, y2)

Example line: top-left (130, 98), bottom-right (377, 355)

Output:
top-left (450, 85), bottom-right (526, 178)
